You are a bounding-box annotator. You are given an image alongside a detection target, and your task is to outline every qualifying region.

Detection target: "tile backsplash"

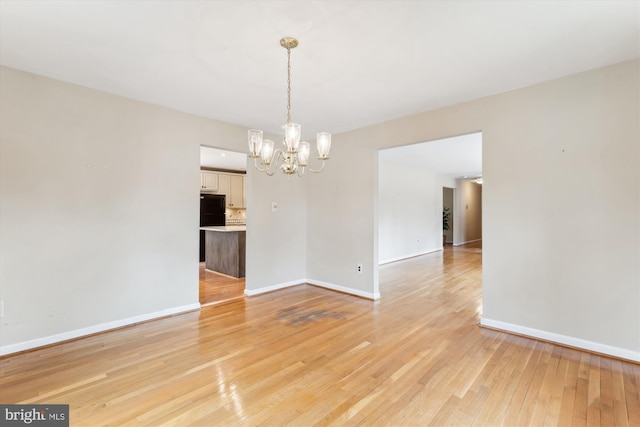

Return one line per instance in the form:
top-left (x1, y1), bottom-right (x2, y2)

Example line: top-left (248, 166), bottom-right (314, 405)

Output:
top-left (227, 218), bottom-right (246, 224)
top-left (226, 208), bottom-right (246, 224)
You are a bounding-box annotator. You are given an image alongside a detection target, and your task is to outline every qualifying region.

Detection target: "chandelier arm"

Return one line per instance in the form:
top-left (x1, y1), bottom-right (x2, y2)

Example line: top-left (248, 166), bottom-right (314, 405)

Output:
top-left (265, 149), bottom-right (286, 176)
top-left (252, 158), bottom-right (268, 173)
top-left (305, 159), bottom-right (327, 174)
top-left (252, 158), bottom-right (277, 175)
top-left (262, 158), bottom-right (278, 176)
top-left (252, 153), bottom-right (280, 176)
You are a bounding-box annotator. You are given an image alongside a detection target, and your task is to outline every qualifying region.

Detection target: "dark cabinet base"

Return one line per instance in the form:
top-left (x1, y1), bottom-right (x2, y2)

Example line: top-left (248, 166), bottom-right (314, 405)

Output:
top-left (204, 230), bottom-right (246, 278)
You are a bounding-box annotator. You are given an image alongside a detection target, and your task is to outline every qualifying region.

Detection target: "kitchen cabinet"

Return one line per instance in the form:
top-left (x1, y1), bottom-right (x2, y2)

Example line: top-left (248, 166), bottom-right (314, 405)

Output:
top-left (200, 171), bottom-right (219, 192)
top-left (201, 226), bottom-right (246, 278)
top-left (228, 174), bottom-right (244, 207)
top-left (218, 173), bottom-right (230, 199)
top-left (201, 170), bottom-right (245, 207)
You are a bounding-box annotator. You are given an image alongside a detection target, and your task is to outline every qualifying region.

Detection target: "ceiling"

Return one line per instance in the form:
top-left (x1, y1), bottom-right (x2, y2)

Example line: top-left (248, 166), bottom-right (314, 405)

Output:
top-left (381, 132), bottom-right (482, 179)
top-left (5, 2), bottom-right (635, 175)
top-left (1, 1), bottom-right (638, 142)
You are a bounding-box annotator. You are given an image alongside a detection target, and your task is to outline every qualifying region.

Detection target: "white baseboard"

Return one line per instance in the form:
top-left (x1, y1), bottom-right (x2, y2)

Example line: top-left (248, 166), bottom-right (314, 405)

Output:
top-left (245, 278), bottom-right (380, 301)
top-left (379, 248), bottom-right (442, 265)
top-left (307, 279), bottom-right (380, 300)
top-left (480, 317), bottom-right (640, 362)
top-left (244, 279), bottom-right (303, 296)
top-left (0, 303), bottom-right (201, 356)
top-left (453, 238), bottom-right (482, 247)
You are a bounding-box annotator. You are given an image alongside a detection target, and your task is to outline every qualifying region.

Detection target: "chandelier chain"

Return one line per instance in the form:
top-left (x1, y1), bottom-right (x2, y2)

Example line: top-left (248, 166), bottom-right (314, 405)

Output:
top-left (286, 47), bottom-right (291, 125)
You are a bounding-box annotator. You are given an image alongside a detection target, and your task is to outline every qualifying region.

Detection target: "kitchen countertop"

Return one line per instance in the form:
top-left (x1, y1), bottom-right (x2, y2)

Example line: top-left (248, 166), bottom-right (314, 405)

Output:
top-left (200, 225), bottom-right (246, 232)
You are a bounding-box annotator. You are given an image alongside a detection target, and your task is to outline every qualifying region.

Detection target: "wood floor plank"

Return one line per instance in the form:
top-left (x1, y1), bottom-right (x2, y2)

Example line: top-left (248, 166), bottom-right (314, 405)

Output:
top-left (622, 362), bottom-right (640, 426)
top-left (2, 242), bottom-right (639, 426)
top-left (586, 355), bottom-right (601, 427)
top-left (601, 355), bottom-right (617, 426)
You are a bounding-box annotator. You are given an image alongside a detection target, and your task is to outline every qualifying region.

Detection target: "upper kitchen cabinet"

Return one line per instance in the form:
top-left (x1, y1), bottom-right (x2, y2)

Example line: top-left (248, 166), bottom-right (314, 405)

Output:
top-left (228, 174), bottom-right (244, 208)
top-left (200, 171), bottom-right (219, 192)
top-left (204, 171), bottom-right (245, 207)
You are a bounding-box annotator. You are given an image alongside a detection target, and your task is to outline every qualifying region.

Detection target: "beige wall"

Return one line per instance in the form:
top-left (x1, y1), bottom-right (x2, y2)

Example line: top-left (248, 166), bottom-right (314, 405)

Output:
top-left (306, 60), bottom-right (639, 360)
top-left (245, 164), bottom-right (307, 293)
top-left (0, 66), bottom-right (307, 353)
top-left (2, 59), bottom-right (638, 360)
top-left (378, 153), bottom-right (456, 264)
top-left (306, 137), bottom-right (380, 298)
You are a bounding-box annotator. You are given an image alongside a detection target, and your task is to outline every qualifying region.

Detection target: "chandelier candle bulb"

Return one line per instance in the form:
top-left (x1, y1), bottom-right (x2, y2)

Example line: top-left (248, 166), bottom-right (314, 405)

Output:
top-left (261, 140), bottom-right (275, 166)
top-left (298, 141), bottom-right (310, 166)
top-left (284, 123), bottom-right (301, 153)
top-left (248, 129), bottom-right (263, 158)
top-left (248, 37), bottom-right (331, 177)
top-left (317, 132), bottom-right (331, 159)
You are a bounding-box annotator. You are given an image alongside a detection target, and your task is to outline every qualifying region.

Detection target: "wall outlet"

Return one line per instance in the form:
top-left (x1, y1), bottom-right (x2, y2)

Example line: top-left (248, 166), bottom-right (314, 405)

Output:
top-left (357, 264), bottom-right (363, 274)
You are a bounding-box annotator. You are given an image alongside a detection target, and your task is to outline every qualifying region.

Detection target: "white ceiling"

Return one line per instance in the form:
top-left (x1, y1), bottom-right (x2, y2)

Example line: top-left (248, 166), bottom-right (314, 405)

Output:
top-left (0, 0), bottom-right (640, 139)
top-left (1, 0), bottom-right (638, 142)
top-left (381, 132), bottom-right (482, 178)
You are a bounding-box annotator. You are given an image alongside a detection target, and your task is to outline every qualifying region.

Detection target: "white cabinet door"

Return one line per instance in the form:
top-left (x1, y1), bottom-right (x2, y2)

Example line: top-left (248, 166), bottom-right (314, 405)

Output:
top-left (201, 171), bottom-right (219, 192)
top-left (201, 171), bottom-right (245, 207)
top-left (229, 175), bottom-right (244, 207)
top-left (218, 173), bottom-right (231, 200)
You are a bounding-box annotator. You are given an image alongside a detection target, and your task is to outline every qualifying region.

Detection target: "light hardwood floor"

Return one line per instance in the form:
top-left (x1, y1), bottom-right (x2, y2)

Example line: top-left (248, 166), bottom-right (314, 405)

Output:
top-left (199, 263), bottom-right (245, 306)
top-left (2, 243), bottom-right (639, 426)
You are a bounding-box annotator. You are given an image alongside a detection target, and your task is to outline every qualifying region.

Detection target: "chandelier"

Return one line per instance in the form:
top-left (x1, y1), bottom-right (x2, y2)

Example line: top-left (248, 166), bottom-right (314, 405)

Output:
top-left (248, 37), bottom-right (331, 176)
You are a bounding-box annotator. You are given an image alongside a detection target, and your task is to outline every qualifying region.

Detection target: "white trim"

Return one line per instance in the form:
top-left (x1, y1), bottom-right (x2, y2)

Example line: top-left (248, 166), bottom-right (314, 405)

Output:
top-left (453, 238), bottom-right (482, 247)
top-left (307, 279), bottom-right (380, 301)
top-left (480, 317), bottom-right (640, 362)
top-left (379, 248), bottom-right (442, 265)
top-left (244, 279), bottom-right (303, 296)
top-left (0, 303), bottom-right (201, 356)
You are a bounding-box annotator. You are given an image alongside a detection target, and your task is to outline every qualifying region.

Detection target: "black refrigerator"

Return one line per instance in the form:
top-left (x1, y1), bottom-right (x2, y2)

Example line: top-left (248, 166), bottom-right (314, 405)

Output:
top-left (200, 194), bottom-right (226, 262)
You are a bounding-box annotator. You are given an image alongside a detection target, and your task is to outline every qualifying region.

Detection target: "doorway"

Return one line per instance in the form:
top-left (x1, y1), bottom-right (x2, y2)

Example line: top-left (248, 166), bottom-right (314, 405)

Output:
top-left (376, 131), bottom-right (483, 312)
top-left (199, 145), bottom-right (248, 306)
top-left (377, 132), bottom-right (482, 265)
top-left (452, 177), bottom-right (483, 246)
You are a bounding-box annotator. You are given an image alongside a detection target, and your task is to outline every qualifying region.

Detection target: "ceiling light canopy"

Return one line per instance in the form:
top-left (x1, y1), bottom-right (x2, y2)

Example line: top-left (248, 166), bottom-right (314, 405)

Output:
top-left (248, 37), bottom-right (331, 177)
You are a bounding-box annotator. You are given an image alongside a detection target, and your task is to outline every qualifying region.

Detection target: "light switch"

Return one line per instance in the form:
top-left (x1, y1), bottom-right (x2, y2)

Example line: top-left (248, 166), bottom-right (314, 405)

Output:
top-left (272, 202), bottom-right (278, 212)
